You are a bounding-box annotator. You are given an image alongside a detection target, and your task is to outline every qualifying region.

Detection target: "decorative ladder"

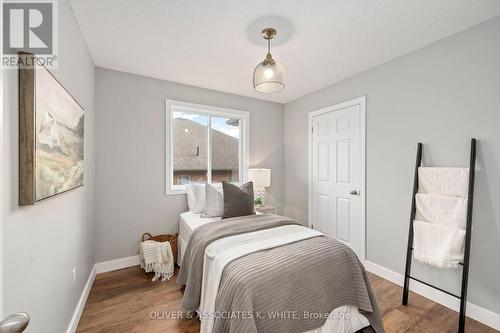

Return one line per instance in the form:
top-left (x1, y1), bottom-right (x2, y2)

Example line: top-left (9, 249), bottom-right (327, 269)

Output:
top-left (402, 138), bottom-right (476, 333)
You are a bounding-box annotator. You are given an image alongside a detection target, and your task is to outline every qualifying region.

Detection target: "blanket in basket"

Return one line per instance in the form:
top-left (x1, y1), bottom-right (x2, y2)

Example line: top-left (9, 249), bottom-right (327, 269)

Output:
top-left (140, 240), bottom-right (174, 281)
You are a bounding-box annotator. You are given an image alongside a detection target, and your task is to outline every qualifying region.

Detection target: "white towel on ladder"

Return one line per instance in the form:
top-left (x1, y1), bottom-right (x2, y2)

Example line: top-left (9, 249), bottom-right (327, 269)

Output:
top-left (415, 193), bottom-right (468, 229)
top-left (413, 167), bottom-right (469, 269)
top-left (418, 167), bottom-right (469, 197)
top-left (413, 221), bottom-right (466, 268)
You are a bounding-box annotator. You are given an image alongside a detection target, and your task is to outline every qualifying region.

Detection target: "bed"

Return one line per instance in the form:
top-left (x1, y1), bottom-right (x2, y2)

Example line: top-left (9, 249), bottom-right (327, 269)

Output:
top-left (178, 211), bottom-right (267, 265)
top-left (178, 212), bottom-right (221, 265)
top-left (177, 212), bottom-right (383, 333)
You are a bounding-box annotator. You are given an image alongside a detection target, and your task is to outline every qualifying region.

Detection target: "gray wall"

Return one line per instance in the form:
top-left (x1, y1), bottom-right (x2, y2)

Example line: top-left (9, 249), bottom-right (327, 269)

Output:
top-left (95, 68), bottom-right (284, 262)
top-left (2, 1), bottom-right (96, 332)
top-left (0, 28), bottom-right (4, 320)
top-left (284, 17), bottom-right (500, 314)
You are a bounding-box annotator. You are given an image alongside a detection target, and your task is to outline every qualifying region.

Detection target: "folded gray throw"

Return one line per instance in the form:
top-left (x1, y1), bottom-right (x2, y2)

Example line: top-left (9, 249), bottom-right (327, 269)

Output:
top-left (177, 214), bottom-right (300, 310)
top-left (177, 214), bottom-right (384, 333)
top-left (213, 236), bottom-right (384, 333)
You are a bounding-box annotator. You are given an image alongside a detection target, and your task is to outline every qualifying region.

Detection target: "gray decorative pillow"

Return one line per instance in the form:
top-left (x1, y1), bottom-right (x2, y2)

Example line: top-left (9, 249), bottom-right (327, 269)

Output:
top-left (201, 183), bottom-right (224, 217)
top-left (222, 181), bottom-right (255, 219)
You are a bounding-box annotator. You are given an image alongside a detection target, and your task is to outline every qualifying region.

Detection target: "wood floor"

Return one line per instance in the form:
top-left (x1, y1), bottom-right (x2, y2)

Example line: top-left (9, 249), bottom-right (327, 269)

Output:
top-left (76, 266), bottom-right (498, 333)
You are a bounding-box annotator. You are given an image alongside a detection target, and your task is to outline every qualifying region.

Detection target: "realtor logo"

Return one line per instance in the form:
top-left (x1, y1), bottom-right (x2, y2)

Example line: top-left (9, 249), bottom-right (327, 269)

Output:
top-left (2, 0), bottom-right (58, 68)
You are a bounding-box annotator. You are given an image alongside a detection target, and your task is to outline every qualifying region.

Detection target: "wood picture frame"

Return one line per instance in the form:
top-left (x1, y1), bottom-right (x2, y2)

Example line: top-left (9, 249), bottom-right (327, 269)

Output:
top-left (19, 52), bottom-right (85, 205)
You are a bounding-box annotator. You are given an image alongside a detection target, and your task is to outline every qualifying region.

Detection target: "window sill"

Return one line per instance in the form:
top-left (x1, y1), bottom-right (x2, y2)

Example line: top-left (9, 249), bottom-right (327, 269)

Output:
top-left (165, 188), bottom-right (187, 196)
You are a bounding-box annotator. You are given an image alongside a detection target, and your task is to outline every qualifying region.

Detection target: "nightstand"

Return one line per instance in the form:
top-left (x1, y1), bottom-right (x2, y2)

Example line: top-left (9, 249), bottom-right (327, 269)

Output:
top-left (255, 205), bottom-right (277, 214)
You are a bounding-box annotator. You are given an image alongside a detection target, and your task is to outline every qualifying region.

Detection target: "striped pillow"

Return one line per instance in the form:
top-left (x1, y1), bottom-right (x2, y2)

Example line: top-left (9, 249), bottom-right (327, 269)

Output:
top-left (201, 184), bottom-right (224, 217)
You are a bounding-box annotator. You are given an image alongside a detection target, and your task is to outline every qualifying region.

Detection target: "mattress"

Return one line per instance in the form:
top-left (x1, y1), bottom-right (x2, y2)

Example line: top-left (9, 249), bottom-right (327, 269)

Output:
top-left (178, 212), bottom-right (221, 265)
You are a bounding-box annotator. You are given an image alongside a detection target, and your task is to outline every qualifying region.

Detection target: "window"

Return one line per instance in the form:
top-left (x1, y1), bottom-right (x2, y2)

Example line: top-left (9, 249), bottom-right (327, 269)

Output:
top-left (166, 100), bottom-right (249, 194)
top-left (178, 175), bottom-right (191, 185)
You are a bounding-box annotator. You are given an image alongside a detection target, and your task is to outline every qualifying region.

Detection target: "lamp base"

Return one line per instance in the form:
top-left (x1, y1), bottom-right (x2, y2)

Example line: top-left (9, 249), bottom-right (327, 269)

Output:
top-left (254, 189), bottom-right (266, 206)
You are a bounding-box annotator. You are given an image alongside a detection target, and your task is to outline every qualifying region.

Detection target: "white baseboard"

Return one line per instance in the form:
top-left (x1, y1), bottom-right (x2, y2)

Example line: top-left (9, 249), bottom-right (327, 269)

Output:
top-left (365, 260), bottom-right (500, 331)
top-left (66, 265), bottom-right (96, 333)
top-left (66, 256), bottom-right (141, 333)
top-left (95, 255), bottom-right (141, 274)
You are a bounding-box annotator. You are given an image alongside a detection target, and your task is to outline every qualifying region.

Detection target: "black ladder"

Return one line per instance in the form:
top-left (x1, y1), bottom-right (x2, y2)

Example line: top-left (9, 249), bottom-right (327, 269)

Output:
top-left (402, 138), bottom-right (476, 333)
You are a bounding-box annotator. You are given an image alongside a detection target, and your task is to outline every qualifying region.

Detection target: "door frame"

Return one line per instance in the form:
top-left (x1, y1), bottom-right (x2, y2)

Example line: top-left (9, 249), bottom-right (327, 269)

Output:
top-left (308, 96), bottom-right (366, 263)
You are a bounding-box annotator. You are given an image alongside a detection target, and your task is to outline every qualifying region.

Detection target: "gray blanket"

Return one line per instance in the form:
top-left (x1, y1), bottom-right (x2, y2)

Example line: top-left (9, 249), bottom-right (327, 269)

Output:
top-left (177, 214), bottom-right (300, 310)
top-left (177, 214), bottom-right (384, 333)
top-left (213, 236), bottom-right (384, 333)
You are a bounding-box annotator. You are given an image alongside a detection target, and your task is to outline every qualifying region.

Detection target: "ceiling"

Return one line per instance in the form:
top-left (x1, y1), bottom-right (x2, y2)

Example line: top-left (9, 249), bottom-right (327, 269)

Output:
top-left (69, 0), bottom-right (500, 104)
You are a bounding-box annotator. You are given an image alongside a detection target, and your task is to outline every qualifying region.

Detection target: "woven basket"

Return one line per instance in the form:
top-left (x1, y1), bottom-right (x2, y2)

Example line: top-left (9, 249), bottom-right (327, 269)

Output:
top-left (141, 233), bottom-right (178, 264)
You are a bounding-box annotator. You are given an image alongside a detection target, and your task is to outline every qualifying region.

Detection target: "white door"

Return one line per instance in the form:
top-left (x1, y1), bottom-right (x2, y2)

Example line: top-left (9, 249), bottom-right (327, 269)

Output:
top-left (309, 97), bottom-right (365, 261)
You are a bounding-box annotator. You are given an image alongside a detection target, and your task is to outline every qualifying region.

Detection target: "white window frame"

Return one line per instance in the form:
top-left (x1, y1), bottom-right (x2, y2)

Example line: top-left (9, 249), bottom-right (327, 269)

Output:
top-left (165, 99), bottom-right (250, 195)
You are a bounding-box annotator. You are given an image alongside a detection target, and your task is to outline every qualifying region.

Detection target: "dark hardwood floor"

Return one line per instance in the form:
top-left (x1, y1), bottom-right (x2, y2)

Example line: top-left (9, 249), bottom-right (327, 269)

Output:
top-left (76, 266), bottom-right (498, 333)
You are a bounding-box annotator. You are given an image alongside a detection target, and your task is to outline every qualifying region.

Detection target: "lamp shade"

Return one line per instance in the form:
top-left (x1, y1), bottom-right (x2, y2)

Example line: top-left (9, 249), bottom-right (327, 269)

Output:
top-left (248, 168), bottom-right (271, 189)
top-left (253, 56), bottom-right (285, 94)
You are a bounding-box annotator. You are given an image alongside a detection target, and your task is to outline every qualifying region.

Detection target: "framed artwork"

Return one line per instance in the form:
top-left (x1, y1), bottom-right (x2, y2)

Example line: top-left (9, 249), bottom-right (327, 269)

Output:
top-left (19, 52), bottom-right (84, 205)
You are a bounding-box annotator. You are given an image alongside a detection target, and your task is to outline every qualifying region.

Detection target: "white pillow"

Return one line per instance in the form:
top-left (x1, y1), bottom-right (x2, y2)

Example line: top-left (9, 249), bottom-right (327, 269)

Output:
top-left (186, 183), bottom-right (205, 213)
top-left (202, 183), bottom-right (224, 217)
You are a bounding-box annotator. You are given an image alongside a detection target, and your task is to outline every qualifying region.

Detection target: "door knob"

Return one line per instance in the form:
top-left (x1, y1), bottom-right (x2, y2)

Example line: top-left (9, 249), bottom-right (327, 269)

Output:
top-left (0, 313), bottom-right (29, 333)
top-left (350, 190), bottom-right (360, 196)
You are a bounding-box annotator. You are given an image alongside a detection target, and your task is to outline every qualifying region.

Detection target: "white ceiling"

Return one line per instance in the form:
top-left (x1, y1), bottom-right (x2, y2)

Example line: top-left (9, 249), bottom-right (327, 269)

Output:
top-left (69, 0), bottom-right (500, 104)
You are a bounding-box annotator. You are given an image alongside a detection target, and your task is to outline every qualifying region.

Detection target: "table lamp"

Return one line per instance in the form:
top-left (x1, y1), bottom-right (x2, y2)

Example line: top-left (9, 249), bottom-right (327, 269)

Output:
top-left (248, 168), bottom-right (271, 206)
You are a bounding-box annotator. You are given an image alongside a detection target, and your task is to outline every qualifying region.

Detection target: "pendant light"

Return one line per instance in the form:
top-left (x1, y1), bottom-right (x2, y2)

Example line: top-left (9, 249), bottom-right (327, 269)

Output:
top-left (253, 28), bottom-right (285, 93)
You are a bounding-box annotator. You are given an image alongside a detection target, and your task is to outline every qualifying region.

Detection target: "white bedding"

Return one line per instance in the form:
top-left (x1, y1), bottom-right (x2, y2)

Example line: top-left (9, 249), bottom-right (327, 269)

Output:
top-left (178, 212), bottom-right (370, 333)
top-left (178, 212), bottom-right (221, 265)
top-left (178, 211), bottom-right (262, 265)
top-left (199, 225), bottom-right (370, 333)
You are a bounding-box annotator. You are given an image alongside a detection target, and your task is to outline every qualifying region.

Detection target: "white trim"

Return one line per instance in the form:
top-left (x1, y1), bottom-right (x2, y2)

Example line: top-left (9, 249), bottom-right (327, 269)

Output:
top-left (65, 266), bottom-right (96, 333)
top-left (66, 256), bottom-right (142, 333)
top-left (365, 261), bottom-right (500, 331)
top-left (95, 255), bottom-right (141, 274)
top-left (165, 99), bottom-right (250, 195)
top-left (307, 96), bottom-right (367, 262)
top-left (207, 115), bottom-right (213, 184)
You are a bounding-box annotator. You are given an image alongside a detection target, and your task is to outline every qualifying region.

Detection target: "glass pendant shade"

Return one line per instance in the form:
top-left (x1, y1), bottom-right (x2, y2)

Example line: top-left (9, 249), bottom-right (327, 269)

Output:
top-left (253, 28), bottom-right (285, 94)
top-left (253, 54), bottom-right (285, 93)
